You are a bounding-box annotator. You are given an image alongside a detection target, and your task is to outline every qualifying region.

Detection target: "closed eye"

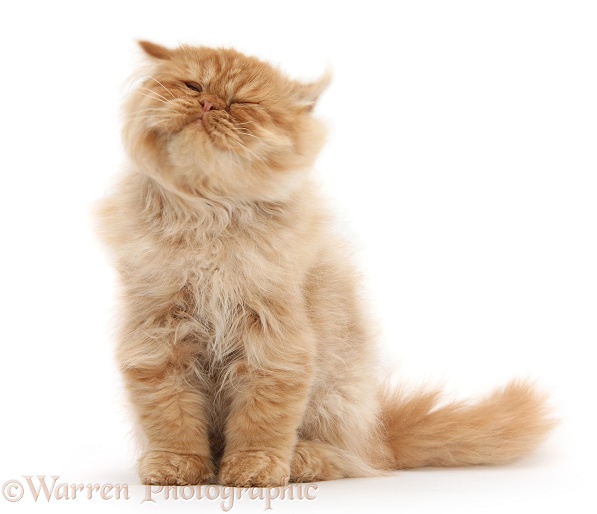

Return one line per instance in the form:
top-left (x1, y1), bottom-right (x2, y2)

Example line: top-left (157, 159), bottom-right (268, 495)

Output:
top-left (184, 81), bottom-right (203, 93)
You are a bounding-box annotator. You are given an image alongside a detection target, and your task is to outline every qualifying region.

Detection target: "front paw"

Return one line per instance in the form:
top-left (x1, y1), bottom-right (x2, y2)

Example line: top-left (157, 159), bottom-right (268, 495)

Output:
top-left (219, 450), bottom-right (290, 487)
top-left (139, 451), bottom-right (215, 485)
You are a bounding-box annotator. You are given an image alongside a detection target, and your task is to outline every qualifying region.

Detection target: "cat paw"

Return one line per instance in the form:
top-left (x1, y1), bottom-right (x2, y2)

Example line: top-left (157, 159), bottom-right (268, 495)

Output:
top-left (139, 451), bottom-right (215, 485)
top-left (219, 450), bottom-right (290, 487)
top-left (290, 441), bottom-right (344, 482)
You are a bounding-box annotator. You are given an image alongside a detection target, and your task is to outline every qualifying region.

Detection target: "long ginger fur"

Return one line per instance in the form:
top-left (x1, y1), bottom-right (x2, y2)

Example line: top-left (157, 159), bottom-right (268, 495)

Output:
top-left (96, 41), bottom-right (555, 486)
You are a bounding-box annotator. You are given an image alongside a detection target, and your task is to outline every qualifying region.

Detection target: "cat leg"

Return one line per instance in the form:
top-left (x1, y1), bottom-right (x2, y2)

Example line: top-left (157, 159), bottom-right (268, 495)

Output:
top-left (118, 307), bottom-right (214, 485)
top-left (130, 365), bottom-right (214, 485)
top-left (218, 366), bottom-right (312, 487)
top-left (218, 303), bottom-right (315, 487)
top-left (296, 368), bottom-right (393, 480)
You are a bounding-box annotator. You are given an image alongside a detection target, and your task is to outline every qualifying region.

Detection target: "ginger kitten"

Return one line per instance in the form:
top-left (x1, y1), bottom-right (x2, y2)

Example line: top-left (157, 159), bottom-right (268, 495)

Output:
top-left (96, 41), bottom-right (555, 487)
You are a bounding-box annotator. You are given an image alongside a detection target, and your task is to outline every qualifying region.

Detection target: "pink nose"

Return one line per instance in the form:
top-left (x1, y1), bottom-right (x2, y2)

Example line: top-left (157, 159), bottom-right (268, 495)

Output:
top-left (202, 101), bottom-right (213, 112)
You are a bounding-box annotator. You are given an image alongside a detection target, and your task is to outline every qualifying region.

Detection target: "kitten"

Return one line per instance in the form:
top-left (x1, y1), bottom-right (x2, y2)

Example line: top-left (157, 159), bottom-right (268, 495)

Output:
top-left (96, 40), bottom-right (555, 487)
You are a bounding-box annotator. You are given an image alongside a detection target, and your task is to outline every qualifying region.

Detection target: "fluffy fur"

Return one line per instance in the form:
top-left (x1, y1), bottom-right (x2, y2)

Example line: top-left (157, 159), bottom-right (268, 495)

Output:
top-left (96, 41), bottom-right (555, 487)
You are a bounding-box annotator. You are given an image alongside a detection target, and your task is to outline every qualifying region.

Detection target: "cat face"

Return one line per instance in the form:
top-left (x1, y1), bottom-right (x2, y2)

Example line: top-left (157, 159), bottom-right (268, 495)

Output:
top-left (123, 41), bottom-right (329, 201)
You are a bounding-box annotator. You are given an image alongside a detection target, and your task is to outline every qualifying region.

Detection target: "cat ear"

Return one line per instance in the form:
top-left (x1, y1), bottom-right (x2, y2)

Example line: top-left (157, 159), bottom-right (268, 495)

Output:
top-left (292, 68), bottom-right (332, 111)
top-left (138, 40), bottom-right (172, 60)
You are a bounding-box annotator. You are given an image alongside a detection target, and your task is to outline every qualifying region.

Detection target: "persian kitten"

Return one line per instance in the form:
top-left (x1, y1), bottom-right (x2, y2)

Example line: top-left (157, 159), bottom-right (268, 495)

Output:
top-left (97, 41), bottom-right (554, 486)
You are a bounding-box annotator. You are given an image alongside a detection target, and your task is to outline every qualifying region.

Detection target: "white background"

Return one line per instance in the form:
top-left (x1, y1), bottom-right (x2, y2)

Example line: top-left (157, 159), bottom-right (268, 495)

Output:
top-left (1, 1), bottom-right (595, 512)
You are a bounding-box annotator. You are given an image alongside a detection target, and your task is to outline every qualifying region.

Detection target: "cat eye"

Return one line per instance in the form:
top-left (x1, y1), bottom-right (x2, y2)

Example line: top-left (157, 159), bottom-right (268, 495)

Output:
top-left (184, 81), bottom-right (203, 93)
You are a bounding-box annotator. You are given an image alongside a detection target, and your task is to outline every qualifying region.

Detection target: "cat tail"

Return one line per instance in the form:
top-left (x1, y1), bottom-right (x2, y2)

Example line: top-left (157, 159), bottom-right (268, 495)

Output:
top-left (379, 380), bottom-right (556, 469)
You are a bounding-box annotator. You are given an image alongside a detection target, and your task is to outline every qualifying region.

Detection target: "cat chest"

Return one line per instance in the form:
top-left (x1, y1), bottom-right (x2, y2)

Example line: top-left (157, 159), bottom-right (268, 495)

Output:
top-left (175, 245), bottom-right (271, 362)
top-left (160, 237), bottom-right (278, 318)
top-left (139, 228), bottom-right (296, 338)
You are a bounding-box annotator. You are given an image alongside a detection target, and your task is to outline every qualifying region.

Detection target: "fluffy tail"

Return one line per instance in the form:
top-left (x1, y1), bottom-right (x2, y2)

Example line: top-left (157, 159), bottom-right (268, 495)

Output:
top-left (381, 380), bottom-right (556, 469)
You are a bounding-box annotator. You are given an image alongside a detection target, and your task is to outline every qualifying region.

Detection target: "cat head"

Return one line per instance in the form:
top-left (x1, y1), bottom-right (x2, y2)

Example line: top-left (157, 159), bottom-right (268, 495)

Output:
top-left (123, 41), bottom-right (329, 202)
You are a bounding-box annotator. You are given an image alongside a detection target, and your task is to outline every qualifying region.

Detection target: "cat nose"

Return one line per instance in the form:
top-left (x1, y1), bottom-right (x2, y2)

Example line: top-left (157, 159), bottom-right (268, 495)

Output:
top-left (201, 100), bottom-right (214, 112)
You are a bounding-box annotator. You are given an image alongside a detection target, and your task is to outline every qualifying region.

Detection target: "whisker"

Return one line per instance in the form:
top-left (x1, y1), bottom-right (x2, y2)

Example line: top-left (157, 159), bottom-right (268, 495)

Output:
top-left (149, 77), bottom-right (175, 99)
top-left (229, 141), bottom-right (266, 162)
top-left (139, 119), bottom-right (164, 130)
top-left (140, 87), bottom-right (169, 103)
top-left (124, 108), bottom-right (164, 119)
top-left (136, 91), bottom-right (168, 104)
top-left (237, 131), bottom-right (258, 139)
top-left (131, 107), bottom-right (164, 113)
top-left (231, 120), bottom-right (257, 139)
top-left (125, 115), bottom-right (167, 123)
